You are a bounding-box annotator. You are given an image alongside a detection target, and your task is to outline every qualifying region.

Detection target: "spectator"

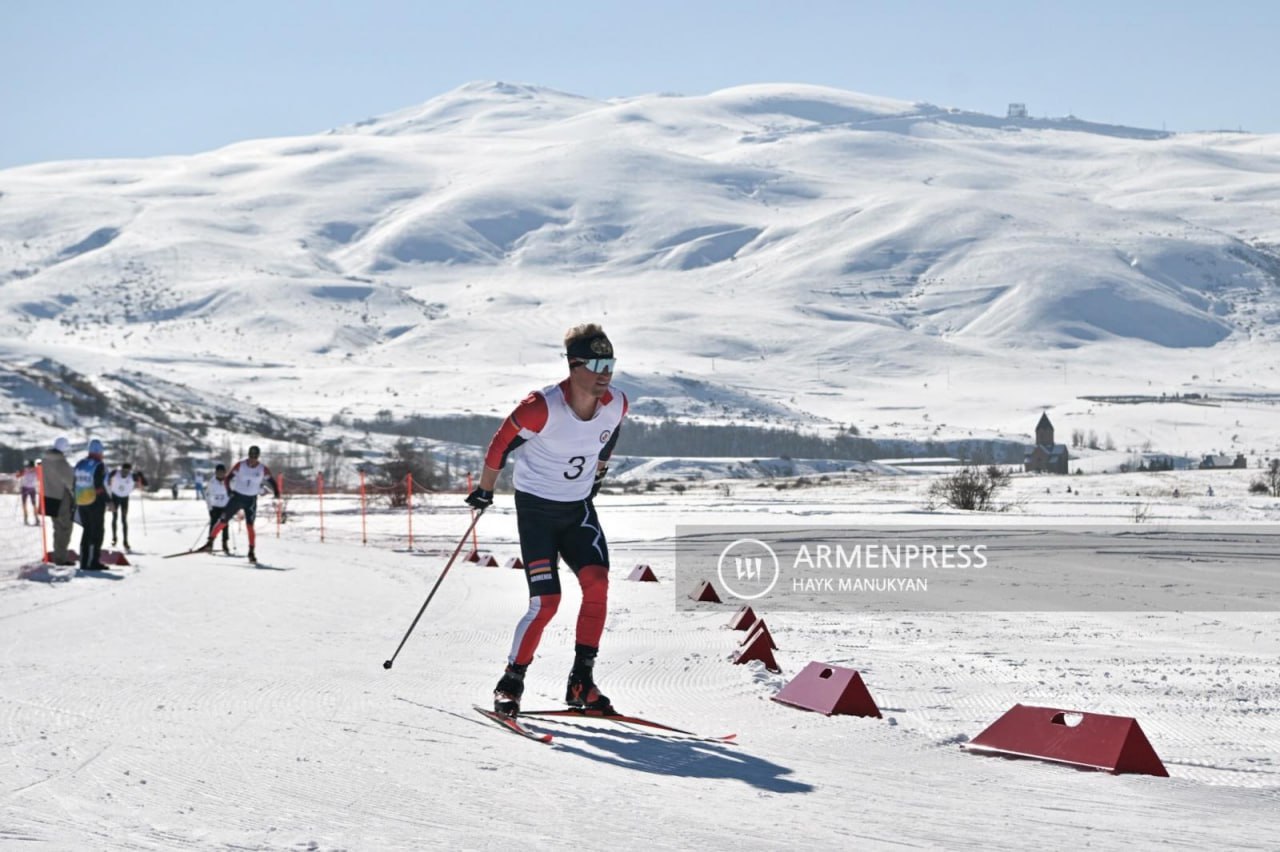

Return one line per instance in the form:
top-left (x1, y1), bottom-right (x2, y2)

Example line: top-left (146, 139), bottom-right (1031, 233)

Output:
top-left (42, 437), bottom-right (76, 565)
top-left (194, 473), bottom-right (205, 500)
top-left (73, 439), bottom-right (110, 571)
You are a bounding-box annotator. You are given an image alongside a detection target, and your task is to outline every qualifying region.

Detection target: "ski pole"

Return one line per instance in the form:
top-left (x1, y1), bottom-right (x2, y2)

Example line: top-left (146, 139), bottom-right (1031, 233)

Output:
top-left (382, 508), bottom-right (485, 671)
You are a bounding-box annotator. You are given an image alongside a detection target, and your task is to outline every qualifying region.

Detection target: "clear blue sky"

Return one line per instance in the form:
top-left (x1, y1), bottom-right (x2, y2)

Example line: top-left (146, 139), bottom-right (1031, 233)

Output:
top-left (2, 0), bottom-right (1274, 168)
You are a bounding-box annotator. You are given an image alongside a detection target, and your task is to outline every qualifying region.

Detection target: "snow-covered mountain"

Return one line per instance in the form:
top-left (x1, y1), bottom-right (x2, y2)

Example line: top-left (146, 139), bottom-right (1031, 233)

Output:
top-left (2, 82), bottom-right (1279, 464)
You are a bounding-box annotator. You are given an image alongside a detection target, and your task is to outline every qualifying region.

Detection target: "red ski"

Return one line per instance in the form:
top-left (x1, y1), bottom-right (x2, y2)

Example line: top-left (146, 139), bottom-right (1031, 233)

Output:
top-left (472, 706), bottom-right (553, 744)
top-left (519, 708), bottom-right (736, 743)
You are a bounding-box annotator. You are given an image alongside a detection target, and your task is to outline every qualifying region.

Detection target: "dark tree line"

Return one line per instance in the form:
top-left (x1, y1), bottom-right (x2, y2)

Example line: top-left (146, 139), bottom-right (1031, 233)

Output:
top-left (354, 414), bottom-right (1026, 464)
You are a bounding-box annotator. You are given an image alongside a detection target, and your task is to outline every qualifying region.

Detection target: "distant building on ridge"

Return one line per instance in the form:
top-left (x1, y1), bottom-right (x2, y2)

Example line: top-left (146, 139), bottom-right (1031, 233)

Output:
top-left (1007, 103), bottom-right (1028, 119)
top-left (1198, 453), bottom-right (1247, 470)
top-left (1024, 412), bottom-right (1069, 474)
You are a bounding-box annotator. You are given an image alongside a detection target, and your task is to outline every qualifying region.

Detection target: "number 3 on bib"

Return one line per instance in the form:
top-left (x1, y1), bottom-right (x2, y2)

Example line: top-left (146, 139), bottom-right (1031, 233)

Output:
top-left (563, 456), bottom-right (587, 480)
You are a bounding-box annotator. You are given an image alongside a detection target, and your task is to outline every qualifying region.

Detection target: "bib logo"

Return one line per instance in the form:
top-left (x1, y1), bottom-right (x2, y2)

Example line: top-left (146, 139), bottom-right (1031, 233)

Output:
top-left (600, 430), bottom-right (612, 443)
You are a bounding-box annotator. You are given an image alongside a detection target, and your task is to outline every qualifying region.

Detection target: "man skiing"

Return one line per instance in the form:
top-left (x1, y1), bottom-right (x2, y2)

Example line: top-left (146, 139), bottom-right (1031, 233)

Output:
top-left (197, 445), bottom-right (279, 563)
top-left (107, 462), bottom-right (148, 551)
top-left (466, 323), bottom-right (627, 717)
top-left (73, 439), bottom-right (110, 571)
top-left (204, 463), bottom-right (232, 553)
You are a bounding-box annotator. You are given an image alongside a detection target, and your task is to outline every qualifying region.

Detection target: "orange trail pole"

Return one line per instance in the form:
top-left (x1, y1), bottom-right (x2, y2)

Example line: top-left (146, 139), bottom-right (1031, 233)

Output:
top-left (317, 472), bottom-right (326, 544)
top-left (359, 469), bottom-right (367, 545)
top-left (36, 462), bottom-right (49, 562)
top-left (406, 473), bottom-right (414, 550)
top-left (276, 474), bottom-right (284, 538)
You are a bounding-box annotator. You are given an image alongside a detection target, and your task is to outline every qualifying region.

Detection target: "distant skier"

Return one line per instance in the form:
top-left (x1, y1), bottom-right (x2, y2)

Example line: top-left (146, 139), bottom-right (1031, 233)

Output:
top-left (19, 460), bottom-right (38, 525)
top-left (107, 462), bottom-right (148, 551)
top-left (197, 445), bottom-right (279, 563)
top-left (204, 463), bottom-right (232, 553)
top-left (73, 439), bottom-right (110, 571)
top-left (466, 323), bottom-right (627, 717)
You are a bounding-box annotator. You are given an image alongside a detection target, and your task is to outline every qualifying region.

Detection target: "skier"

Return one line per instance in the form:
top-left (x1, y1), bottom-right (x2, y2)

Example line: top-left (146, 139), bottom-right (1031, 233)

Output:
top-left (466, 323), bottom-right (627, 717)
top-left (197, 445), bottom-right (279, 563)
top-left (73, 439), bottom-right (110, 571)
top-left (107, 462), bottom-right (147, 551)
top-left (19, 461), bottom-right (38, 525)
top-left (204, 463), bottom-right (232, 553)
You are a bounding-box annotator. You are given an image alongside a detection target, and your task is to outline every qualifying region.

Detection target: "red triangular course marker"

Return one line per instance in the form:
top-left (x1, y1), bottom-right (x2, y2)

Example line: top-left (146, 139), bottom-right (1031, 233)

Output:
top-left (726, 606), bottom-right (757, 630)
top-left (505, 557), bottom-right (525, 570)
top-left (741, 619), bottom-right (778, 651)
top-left (772, 662), bottom-right (881, 718)
top-left (966, 704), bottom-right (1168, 776)
top-left (690, 580), bottom-right (721, 602)
top-left (100, 550), bottom-right (131, 566)
top-left (627, 564), bottom-right (658, 582)
top-left (733, 628), bottom-right (780, 673)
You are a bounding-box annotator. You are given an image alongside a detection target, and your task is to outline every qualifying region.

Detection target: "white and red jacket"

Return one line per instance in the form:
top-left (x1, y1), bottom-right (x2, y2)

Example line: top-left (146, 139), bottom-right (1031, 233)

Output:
top-left (485, 381), bottom-right (627, 502)
top-left (226, 459), bottom-right (279, 498)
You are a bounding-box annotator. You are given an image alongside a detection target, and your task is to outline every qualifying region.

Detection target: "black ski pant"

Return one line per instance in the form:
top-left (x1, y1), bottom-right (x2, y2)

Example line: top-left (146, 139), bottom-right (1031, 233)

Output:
top-left (208, 507), bottom-right (229, 546)
top-left (78, 501), bottom-right (106, 570)
top-left (110, 495), bottom-right (130, 545)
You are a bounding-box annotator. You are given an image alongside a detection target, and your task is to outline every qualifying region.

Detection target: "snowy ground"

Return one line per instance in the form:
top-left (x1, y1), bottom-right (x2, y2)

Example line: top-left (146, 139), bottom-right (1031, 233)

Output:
top-left (2, 471), bottom-right (1278, 850)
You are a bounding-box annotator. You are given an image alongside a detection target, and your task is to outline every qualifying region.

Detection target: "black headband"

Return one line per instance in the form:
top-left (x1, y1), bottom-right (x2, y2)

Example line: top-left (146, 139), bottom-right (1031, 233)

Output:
top-left (566, 334), bottom-right (613, 360)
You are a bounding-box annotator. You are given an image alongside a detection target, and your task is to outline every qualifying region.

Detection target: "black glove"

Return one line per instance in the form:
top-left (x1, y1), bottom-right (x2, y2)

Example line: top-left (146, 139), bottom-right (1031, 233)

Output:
top-left (589, 465), bottom-right (608, 499)
top-left (465, 487), bottom-right (494, 510)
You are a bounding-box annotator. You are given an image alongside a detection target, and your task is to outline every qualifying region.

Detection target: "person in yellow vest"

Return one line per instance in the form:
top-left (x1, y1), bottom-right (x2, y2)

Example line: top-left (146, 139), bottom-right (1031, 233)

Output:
top-left (73, 438), bottom-right (110, 571)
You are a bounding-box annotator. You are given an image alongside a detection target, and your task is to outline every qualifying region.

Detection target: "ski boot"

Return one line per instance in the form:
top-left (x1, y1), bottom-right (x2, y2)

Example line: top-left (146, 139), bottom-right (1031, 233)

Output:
top-left (247, 547), bottom-right (257, 564)
top-left (565, 645), bottom-right (614, 713)
top-left (493, 663), bottom-right (528, 717)
top-left (222, 541), bottom-right (231, 555)
top-left (194, 539), bottom-right (214, 554)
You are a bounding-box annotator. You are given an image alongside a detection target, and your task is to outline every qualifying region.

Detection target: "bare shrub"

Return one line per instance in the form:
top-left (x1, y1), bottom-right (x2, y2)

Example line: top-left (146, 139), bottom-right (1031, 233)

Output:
top-left (928, 466), bottom-right (1010, 511)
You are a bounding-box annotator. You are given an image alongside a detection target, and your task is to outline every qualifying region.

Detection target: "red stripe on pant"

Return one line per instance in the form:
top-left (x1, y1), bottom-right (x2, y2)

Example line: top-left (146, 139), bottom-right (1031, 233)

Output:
top-left (575, 565), bottom-right (608, 649)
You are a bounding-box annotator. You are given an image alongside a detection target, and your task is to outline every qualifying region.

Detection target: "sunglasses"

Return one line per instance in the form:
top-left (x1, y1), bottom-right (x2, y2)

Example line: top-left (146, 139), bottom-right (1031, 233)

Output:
top-left (570, 357), bottom-right (616, 374)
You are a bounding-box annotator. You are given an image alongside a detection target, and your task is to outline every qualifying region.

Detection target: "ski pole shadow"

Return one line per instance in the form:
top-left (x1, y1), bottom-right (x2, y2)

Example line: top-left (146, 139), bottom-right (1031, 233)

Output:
top-left (539, 722), bottom-right (814, 794)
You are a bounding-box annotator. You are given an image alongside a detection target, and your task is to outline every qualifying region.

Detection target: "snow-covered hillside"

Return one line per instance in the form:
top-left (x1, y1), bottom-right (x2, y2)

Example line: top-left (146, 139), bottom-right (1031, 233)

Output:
top-left (2, 81), bottom-right (1279, 464)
